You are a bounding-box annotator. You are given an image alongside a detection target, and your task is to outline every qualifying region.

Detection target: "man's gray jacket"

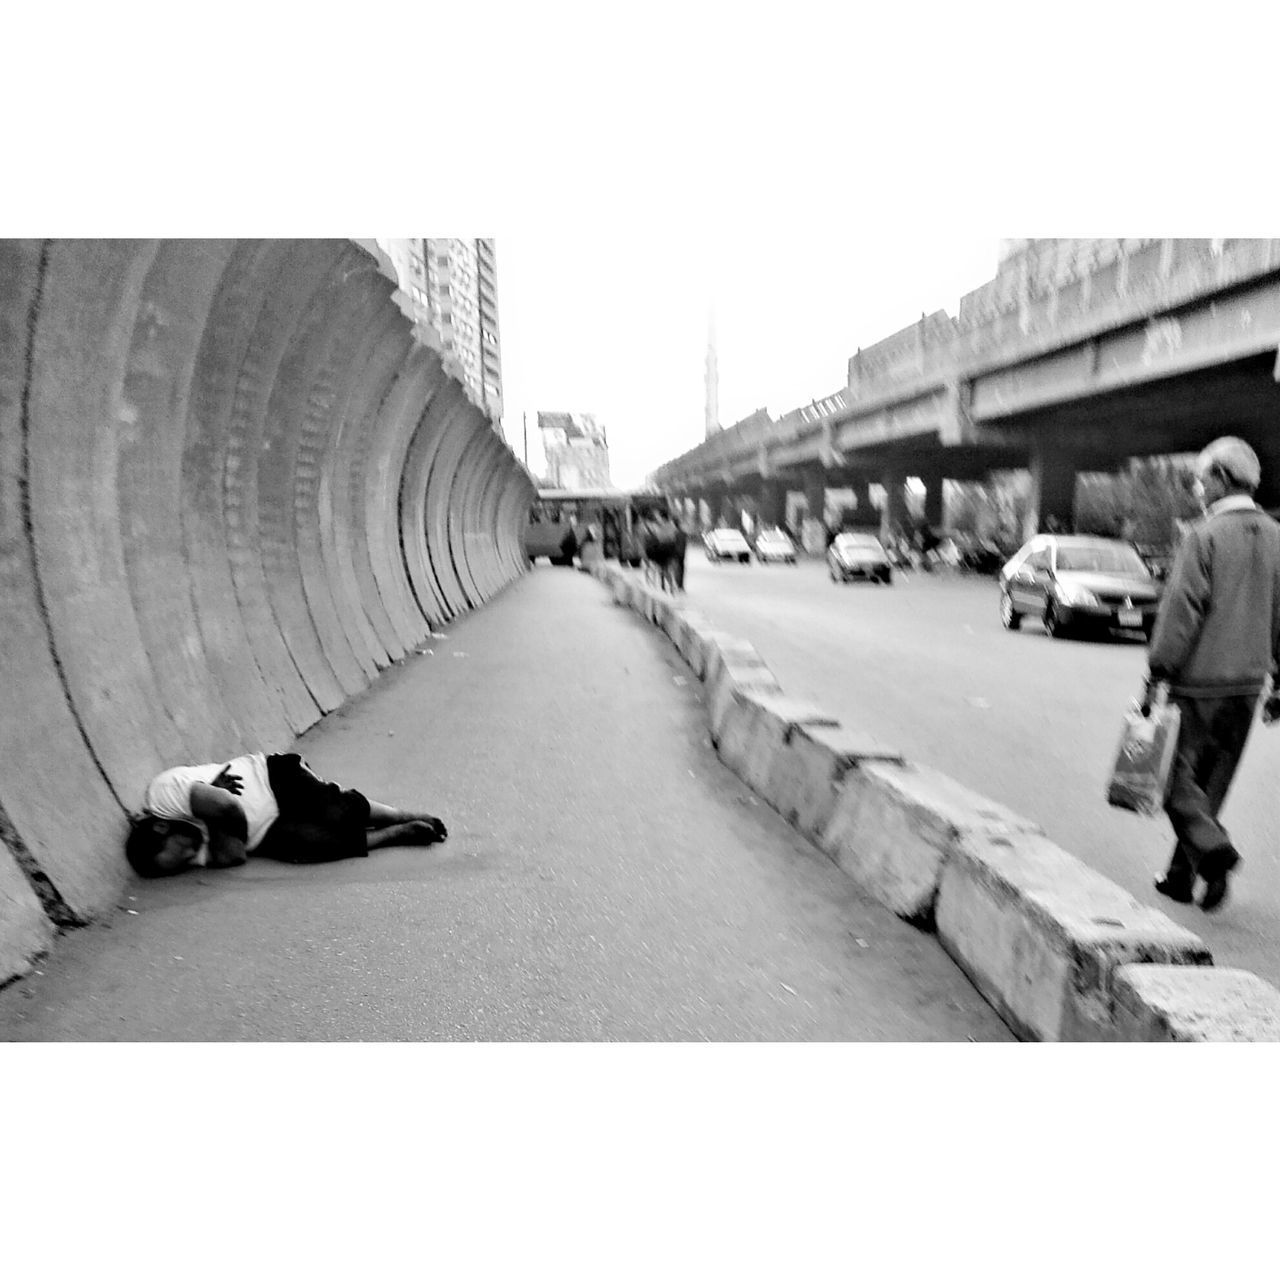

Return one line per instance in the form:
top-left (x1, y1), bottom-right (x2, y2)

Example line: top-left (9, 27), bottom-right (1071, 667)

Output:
top-left (1147, 499), bottom-right (1280, 698)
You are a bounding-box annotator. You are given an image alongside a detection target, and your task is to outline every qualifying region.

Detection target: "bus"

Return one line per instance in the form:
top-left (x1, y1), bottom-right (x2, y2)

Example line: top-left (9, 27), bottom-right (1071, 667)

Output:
top-left (524, 487), bottom-right (658, 567)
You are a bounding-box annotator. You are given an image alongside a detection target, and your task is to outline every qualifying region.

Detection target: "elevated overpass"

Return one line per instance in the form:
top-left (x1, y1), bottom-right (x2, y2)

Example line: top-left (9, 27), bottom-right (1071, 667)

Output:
top-left (0, 239), bottom-right (533, 981)
top-left (654, 239), bottom-right (1280, 539)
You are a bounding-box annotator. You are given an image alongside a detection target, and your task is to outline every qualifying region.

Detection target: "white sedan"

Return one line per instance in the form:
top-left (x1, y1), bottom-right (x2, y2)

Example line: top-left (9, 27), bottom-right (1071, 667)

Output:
top-left (703, 528), bottom-right (753, 563)
top-left (828, 531), bottom-right (893, 584)
top-left (753, 527), bottom-right (798, 564)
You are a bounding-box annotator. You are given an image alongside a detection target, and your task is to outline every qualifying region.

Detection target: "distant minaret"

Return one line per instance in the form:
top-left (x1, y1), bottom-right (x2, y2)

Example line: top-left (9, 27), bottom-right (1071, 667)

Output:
top-left (704, 308), bottom-right (720, 438)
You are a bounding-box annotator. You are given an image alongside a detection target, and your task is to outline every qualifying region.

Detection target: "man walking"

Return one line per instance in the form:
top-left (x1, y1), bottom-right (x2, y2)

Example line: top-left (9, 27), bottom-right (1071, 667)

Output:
top-left (1146, 437), bottom-right (1280, 912)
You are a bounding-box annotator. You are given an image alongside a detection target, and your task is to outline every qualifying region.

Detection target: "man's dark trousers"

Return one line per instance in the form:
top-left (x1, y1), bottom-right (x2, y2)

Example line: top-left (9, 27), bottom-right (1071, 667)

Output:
top-left (1162, 694), bottom-right (1257, 886)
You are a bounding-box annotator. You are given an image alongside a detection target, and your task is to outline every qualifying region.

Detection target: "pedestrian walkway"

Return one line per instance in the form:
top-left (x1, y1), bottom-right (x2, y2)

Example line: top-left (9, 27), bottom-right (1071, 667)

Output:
top-left (0, 567), bottom-right (1011, 1041)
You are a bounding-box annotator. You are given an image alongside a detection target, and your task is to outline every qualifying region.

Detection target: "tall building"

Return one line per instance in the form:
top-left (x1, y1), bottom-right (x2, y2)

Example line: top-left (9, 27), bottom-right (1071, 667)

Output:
top-left (538, 412), bottom-right (611, 490)
top-left (375, 237), bottom-right (504, 423)
top-left (476, 239), bottom-right (503, 422)
top-left (704, 308), bottom-right (720, 438)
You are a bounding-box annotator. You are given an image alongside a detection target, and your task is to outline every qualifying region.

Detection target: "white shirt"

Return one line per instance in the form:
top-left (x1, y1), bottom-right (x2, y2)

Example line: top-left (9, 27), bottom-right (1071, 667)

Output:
top-left (144, 752), bottom-right (280, 862)
top-left (1208, 495), bottom-right (1258, 516)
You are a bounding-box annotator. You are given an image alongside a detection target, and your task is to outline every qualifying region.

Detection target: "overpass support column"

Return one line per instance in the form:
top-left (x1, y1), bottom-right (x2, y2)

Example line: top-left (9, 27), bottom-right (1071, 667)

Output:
top-left (802, 469), bottom-right (825, 526)
top-left (757, 480), bottom-right (786, 530)
top-left (919, 464), bottom-right (946, 530)
top-left (1026, 443), bottom-right (1078, 539)
top-left (850, 476), bottom-right (873, 521)
top-left (880, 470), bottom-right (910, 544)
top-left (693, 492), bottom-right (714, 531)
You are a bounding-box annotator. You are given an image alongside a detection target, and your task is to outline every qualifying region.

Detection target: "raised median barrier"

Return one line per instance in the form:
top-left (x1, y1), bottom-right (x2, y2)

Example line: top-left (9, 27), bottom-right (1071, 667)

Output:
top-left (591, 561), bottom-right (1280, 1041)
top-left (0, 238), bottom-right (535, 985)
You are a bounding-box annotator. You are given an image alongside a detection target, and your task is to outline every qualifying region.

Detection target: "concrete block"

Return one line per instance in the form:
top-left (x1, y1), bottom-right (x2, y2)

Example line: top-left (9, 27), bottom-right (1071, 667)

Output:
top-left (0, 838), bottom-right (56, 986)
top-left (765, 722), bottom-right (906, 843)
top-left (638, 582), bottom-right (663, 625)
top-left (705, 638), bottom-right (782, 739)
top-left (610, 575), bottom-right (637, 609)
top-left (820, 760), bottom-right (1041, 925)
top-left (715, 691), bottom-right (840, 796)
top-left (1113, 965), bottom-right (1280, 1042)
top-left (677, 615), bottom-right (725, 682)
top-left (935, 829), bottom-right (1212, 1041)
top-left (652, 593), bottom-right (677, 634)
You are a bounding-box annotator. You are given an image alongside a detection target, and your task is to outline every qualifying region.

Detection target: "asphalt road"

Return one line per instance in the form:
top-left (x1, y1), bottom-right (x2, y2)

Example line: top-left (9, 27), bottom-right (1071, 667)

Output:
top-left (683, 553), bottom-right (1280, 989)
top-left (0, 568), bottom-right (1010, 1041)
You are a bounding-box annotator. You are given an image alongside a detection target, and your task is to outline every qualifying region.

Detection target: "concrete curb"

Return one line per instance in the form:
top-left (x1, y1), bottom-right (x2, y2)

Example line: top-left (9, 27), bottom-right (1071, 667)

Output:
top-left (588, 559), bottom-right (1280, 1041)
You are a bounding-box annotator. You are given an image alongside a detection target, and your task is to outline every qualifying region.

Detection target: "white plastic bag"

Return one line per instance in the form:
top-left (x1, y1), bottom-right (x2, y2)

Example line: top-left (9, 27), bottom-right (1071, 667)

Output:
top-left (1106, 684), bottom-right (1181, 816)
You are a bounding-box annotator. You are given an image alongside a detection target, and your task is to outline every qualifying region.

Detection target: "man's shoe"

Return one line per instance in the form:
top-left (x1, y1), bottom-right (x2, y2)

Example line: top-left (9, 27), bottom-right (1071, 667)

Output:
top-left (1154, 876), bottom-right (1195, 904)
top-left (1200, 873), bottom-right (1231, 913)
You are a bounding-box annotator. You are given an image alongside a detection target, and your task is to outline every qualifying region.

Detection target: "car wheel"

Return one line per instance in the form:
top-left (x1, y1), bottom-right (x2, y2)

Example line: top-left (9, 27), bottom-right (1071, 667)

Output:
top-left (1143, 619), bottom-right (1155, 643)
top-left (883, 569), bottom-right (893, 585)
top-left (1000, 590), bottom-right (1021, 631)
top-left (1044, 599), bottom-right (1065, 639)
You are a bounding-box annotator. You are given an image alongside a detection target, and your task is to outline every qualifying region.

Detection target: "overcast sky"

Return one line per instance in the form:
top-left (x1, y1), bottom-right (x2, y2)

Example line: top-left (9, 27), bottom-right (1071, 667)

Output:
top-left (19, 7), bottom-right (1272, 505)
top-left (495, 228), bottom-right (1002, 488)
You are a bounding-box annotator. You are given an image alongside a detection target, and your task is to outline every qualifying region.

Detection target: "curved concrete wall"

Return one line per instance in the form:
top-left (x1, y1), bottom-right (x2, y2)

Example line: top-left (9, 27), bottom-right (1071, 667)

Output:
top-left (0, 238), bottom-right (535, 979)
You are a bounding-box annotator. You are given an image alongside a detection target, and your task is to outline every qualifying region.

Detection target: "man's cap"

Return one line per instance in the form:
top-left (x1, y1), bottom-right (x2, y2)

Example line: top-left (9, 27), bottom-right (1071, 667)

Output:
top-left (1198, 436), bottom-right (1261, 491)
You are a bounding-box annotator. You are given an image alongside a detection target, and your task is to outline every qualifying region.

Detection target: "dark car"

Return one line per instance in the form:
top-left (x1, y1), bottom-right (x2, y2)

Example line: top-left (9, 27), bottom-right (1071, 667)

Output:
top-left (939, 531), bottom-right (1007, 574)
top-left (998, 535), bottom-right (1160, 640)
top-left (828, 531), bottom-right (893, 584)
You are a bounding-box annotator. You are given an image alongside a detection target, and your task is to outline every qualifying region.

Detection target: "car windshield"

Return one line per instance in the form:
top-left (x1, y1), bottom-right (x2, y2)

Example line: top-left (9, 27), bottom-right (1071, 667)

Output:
top-left (1055, 543), bottom-right (1149, 575)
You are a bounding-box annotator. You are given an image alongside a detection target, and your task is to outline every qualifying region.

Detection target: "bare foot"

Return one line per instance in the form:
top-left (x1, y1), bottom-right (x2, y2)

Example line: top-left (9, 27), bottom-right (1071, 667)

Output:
top-left (407, 818), bottom-right (447, 845)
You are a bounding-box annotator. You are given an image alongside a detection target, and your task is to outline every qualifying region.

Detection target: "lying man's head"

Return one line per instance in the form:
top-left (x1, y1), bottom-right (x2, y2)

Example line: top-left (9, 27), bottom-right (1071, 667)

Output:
top-left (125, 816), bottom-right (204, 878)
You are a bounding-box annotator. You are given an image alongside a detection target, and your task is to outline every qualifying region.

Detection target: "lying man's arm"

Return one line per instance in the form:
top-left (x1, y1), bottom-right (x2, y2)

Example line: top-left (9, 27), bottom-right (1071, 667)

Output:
top-left (189, 781), bottom-right (249, 868)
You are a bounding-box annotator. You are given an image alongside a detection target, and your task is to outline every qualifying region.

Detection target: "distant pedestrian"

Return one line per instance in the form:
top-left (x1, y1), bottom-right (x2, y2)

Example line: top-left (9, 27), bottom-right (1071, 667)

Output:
top-left (671, 516), bottom-right (688, 591)
top-left (1144, 437), bottom-right (1280, 912)
top-left (126, 752), bottom-right (448, 878)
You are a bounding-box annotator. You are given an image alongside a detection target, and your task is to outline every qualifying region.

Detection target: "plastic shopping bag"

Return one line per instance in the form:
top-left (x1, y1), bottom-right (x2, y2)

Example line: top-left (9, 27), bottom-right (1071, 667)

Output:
top-left (1106, 685), bottom-right (1181, 816)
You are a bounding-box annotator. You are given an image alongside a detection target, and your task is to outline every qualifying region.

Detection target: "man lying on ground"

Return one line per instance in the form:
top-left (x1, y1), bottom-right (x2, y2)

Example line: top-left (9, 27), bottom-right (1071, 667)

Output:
top-left (126, 752), bottom-right (447, 878)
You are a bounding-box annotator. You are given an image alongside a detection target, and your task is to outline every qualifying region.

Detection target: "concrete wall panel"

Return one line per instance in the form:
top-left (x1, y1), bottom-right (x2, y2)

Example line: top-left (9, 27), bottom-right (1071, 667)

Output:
top-left (28, 240), bottom-right (192, 800)
top-left (0, 240), bottom-right (129, 917)
top-left (449, 420), bottom-right (491, 607)
top-left (362, 347), bottom-right (440, 653)
top-left (315, 281), bottom-right (402, 677)
top-left (255, 243), bottom-right (367, 712)
top-left (118, 239), bottom-right (244, 760)
top-left (419, 382), bottom-right (474, 618)
top-left (180, 239), bottom-right (301, 752)
top-left (470, 433), bottom-right (509, 599)
top-left (220, 240), bottom-right (334, 734)
top-left (276, 262), bottom-right (384, 700)
top-left (333, 312), bottom-right (415, 660)
top-left (438, 405), bottom-right (490, 612)
top-left (0, 237), bottom-right (531, 981)
top-left (0, 835), bottom-right (55, 981)
top-left (398, 380), bottom-right (452, 626)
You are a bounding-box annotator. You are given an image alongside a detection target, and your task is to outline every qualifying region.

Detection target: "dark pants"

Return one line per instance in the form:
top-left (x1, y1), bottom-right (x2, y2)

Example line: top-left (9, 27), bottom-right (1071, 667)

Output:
top-left (254, 754), bottom-right (372, 864)
top-left (1162, 695), bottom-right (1257, 885)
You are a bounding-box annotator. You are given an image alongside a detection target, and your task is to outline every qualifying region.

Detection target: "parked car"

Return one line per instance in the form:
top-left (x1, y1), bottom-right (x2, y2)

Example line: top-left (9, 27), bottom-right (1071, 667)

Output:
top-left (828, 531), bottom-right (893, 584)
top-left (704, 527), bottom-right (753, 563)
top-left (753, 527), bottom-right (797, 564)
top-left (998, 534), bottom-right (1160, 639)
